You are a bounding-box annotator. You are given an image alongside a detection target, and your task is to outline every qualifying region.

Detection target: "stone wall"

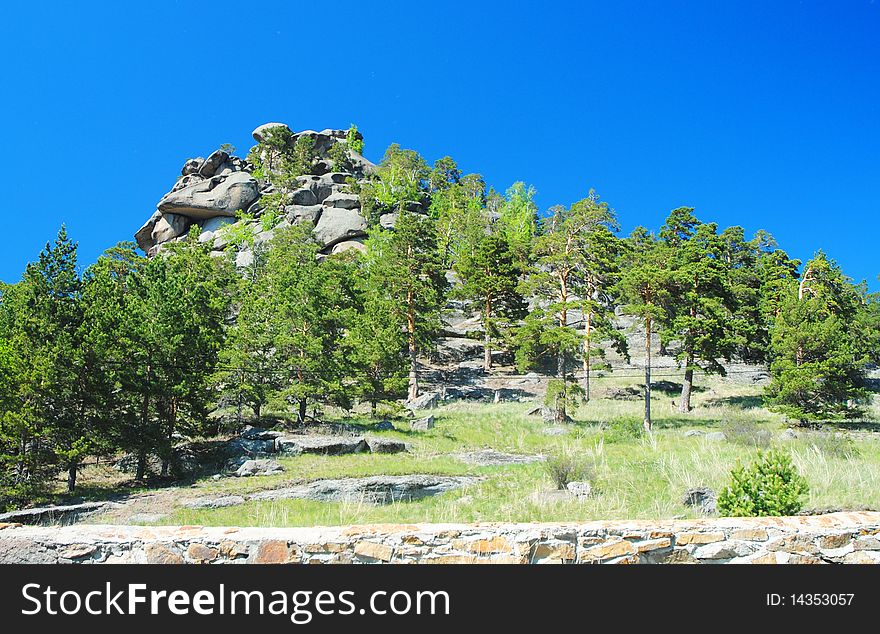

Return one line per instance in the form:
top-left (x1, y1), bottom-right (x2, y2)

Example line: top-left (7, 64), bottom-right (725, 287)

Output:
top-left (1, 512), bottom-right (879, 564)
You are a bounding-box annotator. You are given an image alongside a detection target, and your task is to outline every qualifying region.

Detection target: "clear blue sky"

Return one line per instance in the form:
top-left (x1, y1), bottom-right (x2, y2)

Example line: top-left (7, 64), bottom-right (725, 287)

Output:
top-left (2, 1), bottom-right (878, 289)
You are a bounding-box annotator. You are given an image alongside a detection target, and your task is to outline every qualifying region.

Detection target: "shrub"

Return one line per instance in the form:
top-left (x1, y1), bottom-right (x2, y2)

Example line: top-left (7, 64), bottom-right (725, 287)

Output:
top-left (717, 449), bottom-right (809, 517)
top-left (347, 124), bottom-right (364, 155)
top-left (720, 419), bottom-right (773, 448)
top-left (329, 141), bottom-right (351, 172)
top-left (543, 449), bottom-right (596, 490)
top-left (600, 417), bottom-right (644, 443)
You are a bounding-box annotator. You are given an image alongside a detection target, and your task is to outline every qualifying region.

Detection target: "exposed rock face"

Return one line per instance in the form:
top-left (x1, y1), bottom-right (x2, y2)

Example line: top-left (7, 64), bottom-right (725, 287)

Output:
top-left (158, 171), bottom-right (260, 220)
top-left (134, 122), bottom-right (377, 260)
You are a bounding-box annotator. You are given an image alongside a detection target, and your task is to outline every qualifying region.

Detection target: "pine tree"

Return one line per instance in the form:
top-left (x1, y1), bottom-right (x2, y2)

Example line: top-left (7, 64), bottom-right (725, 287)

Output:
top-left (765, 252), bottom-right (870, 423)
top-left (347, 248), bottom-right (410, 414)
top-left (364, 210), bottom-right (444, 401)
top-left (263, 224), bottom-right (353, 423)
top-left (660, 209), bottom-right (743, 413)
top-left (131, 229), bottom-right (233, 475)
top-left (616, 226), bottom-right (673, 431)
top-left (517, 191), bottom-right (621, 422)
top-left (79, 243), bottom-right (160, 481)
top-left (454, 232), bottom-right (527, 371)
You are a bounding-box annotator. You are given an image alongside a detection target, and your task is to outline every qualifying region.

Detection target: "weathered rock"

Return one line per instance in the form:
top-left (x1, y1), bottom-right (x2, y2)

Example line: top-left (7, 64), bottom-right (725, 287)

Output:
top-left (276, 435), bottom-right (370, 456)
top-left (158, 171), bottom-right (260, 220)
top-left (780, 428), bottom-right (798, 440)
top-left (152, 213), bottom-right (190, 243)
top-left (406, 391), bottom-right (440, 410)
top-left (201, 215), bottom-right (235, 235)
top-left (240, 425), bottom-right (284, 441)
top-left (198, 150), bottom-right (230, 178)
top-left (0, 502), bottom-right (110, 526)
top-left (322, 191), bottom-right (360, 209)
top-left (566, 481), bottom-right (593, 498)
top-left (228, 437), bottom-right (276, 457)
top-left (365, 438), bottom-right (408, 454)
top-left (374, 420), bottom-right (395, 431)
top-left (289, 187), bottom-right (318, 206)
top-left (184, 495), bottom-right (247, 510)
top-left (330, 239), bottom-right (366, 255)
top-left (250, 475), bottom-right (480, 504)
top-left (182, 157), bottom-right (204, 176)
top-left (683, 487), bottom-right (717, 515)
top-left (455, 450), bottom-right (544, 466)
top-left (379, 213), bottom-right (397, 229)
top-left (235, 459), bottom-right (284, 477)
top-left (313, 207), bottom-right (367, 247)
top-left (411, 415), bottom-right (435, 431)
top-left (436, 337), bottom-right (484, 362)
top-left (252, 122), bottom-right (293, 143)
top-left (683, 430), bottom-right (704, 437)
top-left (285, 204), bottom-right (323, 225)
top-left (704, 431), bottom-right (726, 442)
top-left (135, 211), bottom-right (163, 253)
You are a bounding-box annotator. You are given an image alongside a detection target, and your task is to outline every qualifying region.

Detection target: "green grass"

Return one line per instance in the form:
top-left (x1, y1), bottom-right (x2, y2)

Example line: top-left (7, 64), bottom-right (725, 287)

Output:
top-left (136, 375), bottom-right (880, 528)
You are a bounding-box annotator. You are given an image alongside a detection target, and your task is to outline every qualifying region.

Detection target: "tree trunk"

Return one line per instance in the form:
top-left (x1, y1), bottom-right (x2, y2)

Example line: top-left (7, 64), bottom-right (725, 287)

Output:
top-left (483, 301), bottom-right (492, 371)
top-left (679, 352), bottom-right (694, 413)
top-left (135, 449), bottom-right (147, 482)
top-left (298, 398), bottom-right (307, 425)
top-left (658, 340), bottom-right (668, 356)
top-left (253, 402), bottom-right (261, 422)
top-left (407, 291), bottom-right (419, 401)
top-left (161, 397), bottom-right (177, 478)
top-left (644, 317), bottom-right (652, 432)
top-left (556, 304), bottom-right (568, 423)
top-left (582, 311), bottom-right (592, 401)
top-left (556, 348), bottom-right (567, 423)
top-left (483, 330), bottom-right (492, 371)
top-left (67, 464), bottom-right (77, 494)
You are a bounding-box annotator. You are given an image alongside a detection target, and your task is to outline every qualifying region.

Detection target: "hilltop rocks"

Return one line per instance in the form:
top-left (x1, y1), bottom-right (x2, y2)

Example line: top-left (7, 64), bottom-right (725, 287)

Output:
top-left (158, 171), bottom-right (260, 220)
top-left (136, 123), bottom-right (376, 259)
top-left (252, 122), bottom-right (292, 143)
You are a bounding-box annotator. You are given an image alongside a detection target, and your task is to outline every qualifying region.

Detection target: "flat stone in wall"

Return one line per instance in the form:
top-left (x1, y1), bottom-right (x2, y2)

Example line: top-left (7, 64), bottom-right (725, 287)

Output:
top-left (1, 512), bottom-right (879, 564)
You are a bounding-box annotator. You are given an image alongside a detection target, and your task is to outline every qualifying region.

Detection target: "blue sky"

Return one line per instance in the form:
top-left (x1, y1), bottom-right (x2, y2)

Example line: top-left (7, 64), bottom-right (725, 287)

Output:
top-left (1, 1), bottom-right (878, 289)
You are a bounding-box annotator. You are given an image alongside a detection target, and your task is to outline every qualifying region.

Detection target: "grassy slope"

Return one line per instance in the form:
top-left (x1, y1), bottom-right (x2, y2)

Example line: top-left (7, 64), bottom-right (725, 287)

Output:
top-left (142, 375), bottom-right (880, 527)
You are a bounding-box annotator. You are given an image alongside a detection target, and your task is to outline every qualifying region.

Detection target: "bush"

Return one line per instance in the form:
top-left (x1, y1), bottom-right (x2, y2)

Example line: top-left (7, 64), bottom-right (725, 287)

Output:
top-left (720, 419), bottom-right (773, 448)
top-left (717, 449), bottom-right (809, 517)
top-left (600, 417), bottom-right (644, 443)
top-left (543, 449), bottom-right (596, 490)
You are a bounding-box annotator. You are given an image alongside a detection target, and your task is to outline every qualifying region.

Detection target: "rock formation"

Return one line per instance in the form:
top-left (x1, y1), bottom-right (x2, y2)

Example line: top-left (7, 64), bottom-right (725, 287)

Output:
top-left (135, 123), bottom-right (378, 259)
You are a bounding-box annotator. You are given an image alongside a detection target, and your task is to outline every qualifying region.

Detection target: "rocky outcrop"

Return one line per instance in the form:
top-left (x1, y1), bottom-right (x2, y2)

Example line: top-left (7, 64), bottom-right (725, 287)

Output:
top-left (134, 123), bottom-right (377, 259)
top-left (3, 512), bottom-right (880, 564)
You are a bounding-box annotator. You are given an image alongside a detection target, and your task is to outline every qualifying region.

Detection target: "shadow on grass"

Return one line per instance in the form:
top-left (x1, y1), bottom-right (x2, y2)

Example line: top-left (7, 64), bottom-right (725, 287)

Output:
top-left (704, 395), bottom-right (764, 410)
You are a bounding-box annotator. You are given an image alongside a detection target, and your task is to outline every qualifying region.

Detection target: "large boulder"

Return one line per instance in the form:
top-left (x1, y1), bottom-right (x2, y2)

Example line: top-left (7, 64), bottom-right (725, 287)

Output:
top-left (135, 211), bottom-right (163, 253)
top-left (313, 207), bottom-right (367, 247)
top-left (234, 459), bottom-right (284, 477)
top-left (252, 122), bottom-right (292, 143)
top-left (151, 213), bottom-right (190, 243)
top-left (198, 149), bottom-right (230, 178)
top-left (158, 171), bottom-right (260, 220)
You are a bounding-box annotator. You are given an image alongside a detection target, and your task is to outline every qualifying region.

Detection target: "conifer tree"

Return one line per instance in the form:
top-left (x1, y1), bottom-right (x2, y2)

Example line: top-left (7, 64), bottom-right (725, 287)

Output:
top-left (364, 210), bottom-right (444, 401)
top-left (617, 226), bottom-right (673, 431)
top-left (454, 232), bottom-right (527, 370)
top-left (660, 209), bottom-right (743, 412)
top-left (765, 252), bottom-right (870, 422)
